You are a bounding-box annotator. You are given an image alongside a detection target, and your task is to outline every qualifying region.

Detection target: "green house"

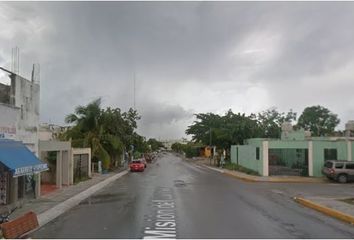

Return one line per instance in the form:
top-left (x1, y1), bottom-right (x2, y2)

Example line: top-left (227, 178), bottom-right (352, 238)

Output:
top-left (231, 130), bottom-right (354, 177)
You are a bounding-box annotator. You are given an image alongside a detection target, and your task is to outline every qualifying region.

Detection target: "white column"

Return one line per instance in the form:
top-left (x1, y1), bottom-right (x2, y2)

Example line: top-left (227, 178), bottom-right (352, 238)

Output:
top-left (262, 141), bottom-right (269, 176)
top-left (56, 151), bottom-right (62, 188)
top-left (88, 150), bottom-right (92, 178)
top-left (69, 149), bottom-right (74, 185)
top-left (36, 173), bottom-right (41, 198)
top-left (62, 151), bottom-right (69, 186)
top-left (348, 141), bottom-right (352, 161)
top-left (308, 141), bottom-right (313, 177)
top-left (9, 177), bottom-right (18, 204)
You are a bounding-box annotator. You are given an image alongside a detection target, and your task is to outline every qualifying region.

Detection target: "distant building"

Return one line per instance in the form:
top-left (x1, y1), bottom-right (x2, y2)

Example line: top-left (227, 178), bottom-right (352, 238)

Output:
top-left (161, 138), bottom-right (189, 150)
top-left (200, 146), bottom-right (214, 158)
top-left (39, 123), bottom-right (69, 141)
top-left (345, 120), bottom-right (354, 137)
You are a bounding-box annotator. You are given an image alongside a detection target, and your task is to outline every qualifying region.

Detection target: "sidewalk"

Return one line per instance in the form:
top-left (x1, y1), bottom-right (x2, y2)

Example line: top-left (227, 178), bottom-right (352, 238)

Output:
top-left (200, 164), bottom-right (327, 183)
top-left (10, 169), bottom-right (128, 228)
top-left (295, 196), bottom-right (354, 225)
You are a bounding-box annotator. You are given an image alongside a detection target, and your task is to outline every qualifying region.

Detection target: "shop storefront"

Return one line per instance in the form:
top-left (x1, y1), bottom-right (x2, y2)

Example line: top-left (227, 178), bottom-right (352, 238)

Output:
top-left (0, 139), bottom-right (48, 208)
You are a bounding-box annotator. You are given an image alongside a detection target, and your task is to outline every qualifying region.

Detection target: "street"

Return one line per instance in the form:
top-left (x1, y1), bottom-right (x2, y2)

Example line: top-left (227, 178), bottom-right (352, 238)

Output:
top-left (34, 152), bottom-right (354, 238)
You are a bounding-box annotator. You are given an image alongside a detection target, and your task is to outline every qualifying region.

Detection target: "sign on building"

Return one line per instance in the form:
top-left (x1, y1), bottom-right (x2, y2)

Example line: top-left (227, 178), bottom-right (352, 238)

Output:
top-left (0, 126), bottom-right (16, 140)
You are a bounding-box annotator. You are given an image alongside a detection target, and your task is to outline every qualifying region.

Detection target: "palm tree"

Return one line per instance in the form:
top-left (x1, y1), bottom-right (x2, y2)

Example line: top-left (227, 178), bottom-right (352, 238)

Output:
top-left (65, 98), bottom-right (112, 170)
top-left (64, 98), bottom-right (143, 171)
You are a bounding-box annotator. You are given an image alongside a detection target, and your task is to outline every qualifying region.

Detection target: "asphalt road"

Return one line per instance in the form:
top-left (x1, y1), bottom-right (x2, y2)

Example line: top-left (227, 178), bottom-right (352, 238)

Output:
top-left (34, 152), bottom-right (354, 238)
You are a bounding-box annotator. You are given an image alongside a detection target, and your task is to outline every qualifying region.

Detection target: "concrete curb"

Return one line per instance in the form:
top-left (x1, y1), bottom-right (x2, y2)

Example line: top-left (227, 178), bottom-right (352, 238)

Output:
top-left (200, 165), bottom-right (258, 182)
top-left (294, 197), bottom-right (354, 225)
top-left (223, 171), bottom-right (258, 182)
top-left (266, 178), bottom-right (327, 183)
top-left (202, 165), bottom-right (225, 173)
top-left (199, 164), bottom-right (260, 182)
top-left (37, 170), bottom-right (129, 227)
top-left (199, 163), bottom-right (326, 183)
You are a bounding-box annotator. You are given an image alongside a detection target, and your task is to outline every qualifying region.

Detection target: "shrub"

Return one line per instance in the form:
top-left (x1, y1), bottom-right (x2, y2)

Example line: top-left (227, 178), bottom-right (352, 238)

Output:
top-left (224, 163), bottom-right (260, 176)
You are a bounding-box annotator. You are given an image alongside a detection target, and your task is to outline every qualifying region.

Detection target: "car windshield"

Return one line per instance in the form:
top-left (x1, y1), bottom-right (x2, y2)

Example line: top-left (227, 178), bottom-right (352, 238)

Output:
top-left (132, 160), bottom-right (141, 164)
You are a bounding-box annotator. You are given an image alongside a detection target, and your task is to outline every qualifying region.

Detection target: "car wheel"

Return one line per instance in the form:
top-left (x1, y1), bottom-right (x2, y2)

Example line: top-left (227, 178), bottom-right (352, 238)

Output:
top-left (337, 174), bottom-right (348, 183)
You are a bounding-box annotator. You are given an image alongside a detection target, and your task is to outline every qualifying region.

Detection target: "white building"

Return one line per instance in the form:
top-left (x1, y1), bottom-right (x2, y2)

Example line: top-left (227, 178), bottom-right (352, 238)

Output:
top-left (0, 67), bottom-right (47, 208)
top-left (0, 67), bottom-right (40, 155)
top-left (161, 138), bottom-right (189, 150)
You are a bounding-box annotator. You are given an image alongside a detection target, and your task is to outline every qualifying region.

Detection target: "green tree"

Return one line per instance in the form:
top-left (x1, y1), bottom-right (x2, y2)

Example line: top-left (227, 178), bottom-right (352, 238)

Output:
top-left (257, 108), bottom-right (297, 138)
top-left (297, 105), bottom-right (340, 136)
top-left (185, 112), bottom-right (222, 145)
top-left (147, 138), bottom-right (164, 151)
top-left (171, 142), bottom-right (201, 158)
top-left (171, 142), bottom-right (183, 153)
top-left (185, 110), bottom-right (259, 149)
top-left (64, 98), bottom-right (112, 169)
top-left (63, 99), bottom-right (144, 170)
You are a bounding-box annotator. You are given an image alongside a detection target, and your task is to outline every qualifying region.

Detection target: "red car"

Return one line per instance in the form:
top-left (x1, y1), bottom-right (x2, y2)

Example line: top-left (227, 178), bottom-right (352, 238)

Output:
top-left (129, 160), bottom-right (145, 172)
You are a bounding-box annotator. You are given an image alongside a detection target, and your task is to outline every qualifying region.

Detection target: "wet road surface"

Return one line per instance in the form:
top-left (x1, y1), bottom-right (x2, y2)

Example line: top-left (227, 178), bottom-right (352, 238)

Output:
top-left (34, 152), bottom-right (354, 238)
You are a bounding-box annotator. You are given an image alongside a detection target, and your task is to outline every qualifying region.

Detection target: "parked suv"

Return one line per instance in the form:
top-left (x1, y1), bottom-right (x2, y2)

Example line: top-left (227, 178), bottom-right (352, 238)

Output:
top-left (322, 160), bottom-right (354, 183)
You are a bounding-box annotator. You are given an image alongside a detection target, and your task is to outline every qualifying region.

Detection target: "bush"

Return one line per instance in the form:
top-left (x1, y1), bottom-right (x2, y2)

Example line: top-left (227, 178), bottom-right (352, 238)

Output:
top-left (171, 142), bottom-right (201, 158)
top-left (224, 163), bottom-right (260, 176)
top-left (184, 146), bottom-right (199, 158)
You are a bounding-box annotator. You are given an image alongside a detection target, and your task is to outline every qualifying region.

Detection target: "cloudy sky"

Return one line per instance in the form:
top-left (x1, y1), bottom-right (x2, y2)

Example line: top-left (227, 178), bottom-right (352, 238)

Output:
top-left (1, 1), bottom-right (354, 140)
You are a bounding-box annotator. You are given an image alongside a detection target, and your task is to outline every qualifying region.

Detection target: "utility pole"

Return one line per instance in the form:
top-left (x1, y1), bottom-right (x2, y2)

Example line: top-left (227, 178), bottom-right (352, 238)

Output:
top-left (133, 71), bottom-right (136, 110)
top-left (209, 127), bottom-right (212, 146)
top-left (209, 127), bottom-right (212, 165)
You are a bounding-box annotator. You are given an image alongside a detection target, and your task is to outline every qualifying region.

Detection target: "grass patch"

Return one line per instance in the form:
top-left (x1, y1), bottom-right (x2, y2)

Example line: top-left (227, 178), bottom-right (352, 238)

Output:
top-left (74, 176), bottom-right (90, 184)
top-left (224, 163), bottom-right (260, 176)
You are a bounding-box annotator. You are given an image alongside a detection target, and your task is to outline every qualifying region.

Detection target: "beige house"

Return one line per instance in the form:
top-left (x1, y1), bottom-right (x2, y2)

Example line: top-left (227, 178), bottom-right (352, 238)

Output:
top-left (38, 125), bottom-right (92, 188)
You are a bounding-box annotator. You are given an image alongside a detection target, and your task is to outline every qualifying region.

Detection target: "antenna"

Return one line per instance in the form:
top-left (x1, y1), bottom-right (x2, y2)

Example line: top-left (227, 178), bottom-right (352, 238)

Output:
top-left (11, 48), bottom-right (13, 72)
top-left (11, 47), bottom-right (20, 74)
top-left (31, 64), bottom-right (35, 81)
top-left (31, 63), bottom-right (40, 84)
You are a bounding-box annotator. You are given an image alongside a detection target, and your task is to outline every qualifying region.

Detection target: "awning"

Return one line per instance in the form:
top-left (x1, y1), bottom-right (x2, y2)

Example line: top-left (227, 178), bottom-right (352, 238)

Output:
top-left (0, 139), bottom-right (48, 177)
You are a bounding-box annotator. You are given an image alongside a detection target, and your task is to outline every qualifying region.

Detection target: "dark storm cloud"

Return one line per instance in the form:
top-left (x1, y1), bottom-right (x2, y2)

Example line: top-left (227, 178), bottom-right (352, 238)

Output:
top-left (137, 102), bottom-right (194, 140)
top-left (254, 2), bottom-right (354, 80)
top-left (1, 2), bottom-right (354, 139)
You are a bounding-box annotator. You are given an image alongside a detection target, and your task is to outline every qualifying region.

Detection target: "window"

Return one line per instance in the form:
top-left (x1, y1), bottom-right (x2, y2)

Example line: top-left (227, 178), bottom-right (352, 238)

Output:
top-left (296, 149), bottom-right (302, 158)
top-left (324, 148), bottom-right (337, 161)
top-left (346, 163), bottom-right (354, 169)
top-left (256, 147), bottom-right (260, 160)
top-left (20, 105), bottom-right (24, 120)
top-left (335, 163), bottom-right (344, 169)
